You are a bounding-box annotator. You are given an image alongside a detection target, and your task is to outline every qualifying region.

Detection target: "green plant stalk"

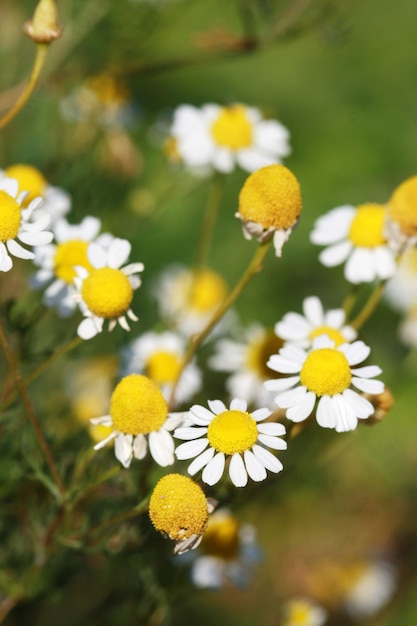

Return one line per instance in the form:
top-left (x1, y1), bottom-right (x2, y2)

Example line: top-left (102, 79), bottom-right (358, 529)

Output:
top-left (349, 280), bottom-right (387, 331)
top-left (193, 175), bottom-right (224, 271)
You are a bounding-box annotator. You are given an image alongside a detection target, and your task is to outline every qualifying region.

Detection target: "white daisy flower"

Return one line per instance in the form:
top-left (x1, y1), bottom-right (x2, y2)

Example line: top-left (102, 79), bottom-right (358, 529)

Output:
top-left (275, 296), bottom-right (357, 349)
top-left (153, 264), bottom-right (229, 337)
top-left (0, 176), bottom-right (53, 272)
top-left (282, 597), bottom-right (328, 626)
top-left (31, 216), bottom-right (103, 316)
top-left (174, 398), bottom-right (286, 487)
top-left (169, 103), bottom-right (290, 174)
top-left (74, 237), bottom-right (144, 339)
top-left (91, 374), bottom-right (183, 468)
top-left (386, 174), bottom-right (417, 253)
top-left (121, 330), bottom-right (202, 406)
top-left (310, 203), bottom-right (397, 284)
top-left (208, 324), bottom-right (284, 408)
top-left (384, 247), bottom-right (417, 312)
top-left (342, 560), bottom-right (396, 619)
top-left (265, 335), bottom-right (384, 433)
top-left (2, 164), bottom-right (71, 224)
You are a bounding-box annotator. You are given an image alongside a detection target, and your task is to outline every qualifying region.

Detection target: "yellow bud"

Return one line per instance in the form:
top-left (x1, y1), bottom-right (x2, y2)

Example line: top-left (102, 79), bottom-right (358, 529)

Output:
top-left (23, 0), bottom-right (62, 44)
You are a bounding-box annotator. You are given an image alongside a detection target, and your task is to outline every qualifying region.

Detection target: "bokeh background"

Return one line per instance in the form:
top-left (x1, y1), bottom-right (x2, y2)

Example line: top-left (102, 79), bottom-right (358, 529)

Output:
top-left (0, 0), bottom-right (416, 624)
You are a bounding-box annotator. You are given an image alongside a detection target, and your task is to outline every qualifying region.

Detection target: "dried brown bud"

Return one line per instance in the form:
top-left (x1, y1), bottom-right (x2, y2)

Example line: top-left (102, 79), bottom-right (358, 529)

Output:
top-left (23, 0), bottom-right (62, 44)
top-left (364, 387), bottom-right (394, 424)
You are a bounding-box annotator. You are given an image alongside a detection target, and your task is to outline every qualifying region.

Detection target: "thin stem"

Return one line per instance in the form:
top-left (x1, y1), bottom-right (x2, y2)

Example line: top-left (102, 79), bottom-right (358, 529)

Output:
top-left (342, 284), bottom-right (360, 318)
top-left (0, 43), bottom-right (48, 130)
top-left (25, 336), bottom-right (82, 387)
top-left (349, 280), bottom-right (387, 331)
top-left (194, 175), bottom-right (224, 271)
top-left (168, 240), bottom-right (272, 409)
top-left (0, 319), bottom-right (65, 497)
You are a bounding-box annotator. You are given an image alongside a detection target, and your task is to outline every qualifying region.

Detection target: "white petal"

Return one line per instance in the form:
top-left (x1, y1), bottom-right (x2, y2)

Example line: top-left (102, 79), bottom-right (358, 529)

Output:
top-left (229, 453), bottom-right (248, 487)
top-left (267, 354), bottom-right (303, 374)
top-left (251, 407), bottom-right (273, 422)
top-left (202, 452), bottom-right (225, 485)
top-left (108, 238), bottom-right (131, 268)
top-left (212, 147), bottom-right (234, 173)
top-left (148, 429), bottom-right (175, 466)
top-left (257, 422), bottom-right (286, 437)
top-left (0, 242), bottom-right (13, 271)
top-left (345, 248), bottom-right (376, 284)
top-left (175, 438), bottom-right (209, 460)
top-left (342, 388), bottom-right (374, 419)
top-left (88, 242), bottom-right (107, 267)
top-left (229, 398), bottom-right (247, 412)
top-left (316, 395), bottom-right (337, 429)
top-left (374, 246), bottom-right (396, 279)
top-left (264, 376), bottom-right (300, 392)
top-left (114, 433), bottom-right (133, 467)
top-left (350, 365), bottom-right (382, 378)
top-left (187, 447), bottom-right (215, 476)
top-left (133, 434), bottom-right (147, 459)
top-left (339, 340), bottom-right (370, 365)
top-left (93, 431), bottom-right (117, 450)
top-left (77, 317), bottom-right (103, 340)
top-left (190, 404), bottom-right (215, 424)
top-left (319, 241), bottom-right (352, 267)
top-left (310, 207), bottom-right (355, 244)
top-left (351, 377), bottom-right (384, 394)
top-left (303, 296), bottom-right (324, 326)
top-left (174, 426), bottom-right (208, 441)
top-left (252, 445), bottom-right (283, 473)
top-left (258, 433), bottom-right (287, 450)
top-left (207, 399), bottom-right (227, 414)
top-left (332, 394), bottom-right (358, 432)
top-left (244, 450), bottom-right (267, 482)
top-left (7, 239), bottom-right (33, 259)
top-left (286, 391), bottom-right (316, 422)
top-left (325, 308), bottom-right (345, 329)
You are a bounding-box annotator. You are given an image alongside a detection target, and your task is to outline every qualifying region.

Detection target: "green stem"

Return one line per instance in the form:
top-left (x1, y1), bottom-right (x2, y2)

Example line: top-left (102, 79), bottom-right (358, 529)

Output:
top-left (342, 284), bottom-right (360, 318)
top-left (194, 175), bottom-right (224, 271)
top-left (168, 239), bottom-right (272, 409)
top-left (25, 336), bottom-right (82, 387)
top-left (349, 280), bottom-right (387, 331)
top-left (0, 319), bottom-right (65, 497)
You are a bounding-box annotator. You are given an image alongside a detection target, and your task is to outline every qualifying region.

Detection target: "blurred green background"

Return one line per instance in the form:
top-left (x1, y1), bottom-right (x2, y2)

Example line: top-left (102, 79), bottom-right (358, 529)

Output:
top-left (0, 0), bottom-right (416, 624)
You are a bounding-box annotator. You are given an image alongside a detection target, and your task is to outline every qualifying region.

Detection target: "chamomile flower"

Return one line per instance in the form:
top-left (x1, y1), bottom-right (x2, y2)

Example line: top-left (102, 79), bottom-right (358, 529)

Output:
top-left (174, 398), bottom-right (286, 487)
top-left (31, 216), bottom-right (103, 316)
top-left (282, 597), bottom-right (328, 626)
top-left (236, 164), bottom-right (302, 256)
top-left (169, 103), bottom-right (290, 174)
top-left (310, 203), bottom-right (397, 284)
top-left (265, 336), bottom-right (384, 432)
top-left (153, 264), bottom-right (229, 336)
top-left (275, 296), bottom-right (357, 349)
top-left (2, 164), bottom-right (71, 224)
top-left (341, 559), bottom-right (396, 619)
top-left (209, 323), bottom-right (284, 408)
top-left (91, 374), bottom-right (183, 468)
top-left (0, 176), bottom-right (53, 272)
top-left (74, 237), bottom-right (144, 339)
top-left (121, 331), bottom-right (202, 406)
top-left (386, 174), bottom-right (417, 252)
top-left (384, 248), bottom-right (417, 312)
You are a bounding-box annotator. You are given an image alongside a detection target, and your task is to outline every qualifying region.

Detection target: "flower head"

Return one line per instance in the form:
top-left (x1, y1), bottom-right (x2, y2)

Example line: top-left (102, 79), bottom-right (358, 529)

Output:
top-left (311, 203), bottom-right (397, 284)
top-left (91, 374), bottom-right (182, 468)
top-left (175, 398), bottom-right (286, 487)
top-left (275, 296), bottom-right (357, 349)
top-left (236, 164), bottom-right (302, 256)
top-left (265, 336), bottom-right (384, 432)
top-left (74, 237), bottom-right (144, 339)
top-left (169, 103), bottom-right (290, 174)
top-left (341, 559), bottom-right (396, 619)
top-left (282, 597), bottom-right (328, 626)
top-left (386, 174), bottom-right (417, 251)
top-left (0, 176), bottom-right (53, 272)
top-left (149, 473), bottom-right (213, 554)
top-left (384, 247), bottom-right (417, 312)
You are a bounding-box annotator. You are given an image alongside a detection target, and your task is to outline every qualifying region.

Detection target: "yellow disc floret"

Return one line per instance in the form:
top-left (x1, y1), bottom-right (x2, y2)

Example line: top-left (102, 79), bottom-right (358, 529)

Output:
top-left (247, 331), bottom-right (284, 379)
top-left (348, 203), bottom-right (386, 247)
top-left (110, 374), bottom-right (167, 435)
top-left (0, 191), bottom-right (21, 241)
top-left (81, 267), bottom-right (133, 318)
top-left (238, 164), bottom-right (302, 230)
top-left (211, 105), bottom-right (253, 150)
top-left (300, 348), bottom-right (351, 396)
top-left (201, 511), bottom-right (240, 559)
top-left (5, 164), bottom-right (46, 206)
top-left (207, 410), bottom-right (258, 455)
top-left (54, 240), bottom-right (93, 283)
top-left (149, 473), bottom-right (208, 540)
top-left (187, 269), bottom-right (228, 312)
top-left (309, 326), bottom-right (346, 347)
top-left (146, 351), bottom-right (182, 385)
top-left (388, 175), bottom-right (417, 236)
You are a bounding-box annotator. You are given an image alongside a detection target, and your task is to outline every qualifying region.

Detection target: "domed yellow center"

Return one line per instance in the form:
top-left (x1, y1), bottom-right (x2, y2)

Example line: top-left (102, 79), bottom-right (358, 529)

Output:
top-left (211, 105), bottom-right (253, 150)
top-left (388, 175), bottom-right (417, 236)
top-left (81, 267), bottom-right (133, 318)
top-left (348, 203), bottom-right (386, 247)
top-left (201, 513), bottom-right (240, 560)
top-left (247, 331), bottom-right (284, 379)
top-left (0, 191), bottom-right (21, 241)
top-left (300, 348), bottom-right (351, 396)
top-left (149, 473), bottom-right (208, 540)
top-left (54, 240), bottom-right (93, 283)
top-left (110, 374), bottom-right (167, 435)
top-left (146, 351), bottom-right (182, 385)
top-left (309, 325), bottom-right (346, 347)
top-left (5, 164), bottom-right (46, 206)
top-left (187, 269), bottom-right (228, 313)
top-left (238, 164), bottom-right (302, 229)
top-left (207, 410), bottom-right (258, 455)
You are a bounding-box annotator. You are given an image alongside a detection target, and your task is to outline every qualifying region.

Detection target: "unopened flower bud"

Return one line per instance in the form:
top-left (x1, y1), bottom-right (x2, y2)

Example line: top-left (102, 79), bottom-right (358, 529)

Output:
top-left (23, 0), bottom-right (62, 44)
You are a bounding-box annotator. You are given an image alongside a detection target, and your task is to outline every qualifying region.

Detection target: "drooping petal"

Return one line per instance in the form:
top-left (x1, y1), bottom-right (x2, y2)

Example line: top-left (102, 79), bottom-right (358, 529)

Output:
top-left (114, 433), bottom-right (133, 467)
top-left (187, 447), bottom-right (215, 476)
top-left (133, 433), bottom-right (147, 459)
top-left (202, 452), bottom-right (225, 485)
top-left (243, 450), bottom-right (267, 482)
top-left (229, 453), bottom-right (248, 487)
top-left (252, 444), bottom-right (283, 473)
top-left (148, 429), bottom-right (175, 466)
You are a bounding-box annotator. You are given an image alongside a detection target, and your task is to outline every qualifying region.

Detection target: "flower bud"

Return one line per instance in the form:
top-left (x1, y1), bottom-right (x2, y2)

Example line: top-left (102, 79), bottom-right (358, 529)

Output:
top-left (23, 0), bottom-right (62, 44)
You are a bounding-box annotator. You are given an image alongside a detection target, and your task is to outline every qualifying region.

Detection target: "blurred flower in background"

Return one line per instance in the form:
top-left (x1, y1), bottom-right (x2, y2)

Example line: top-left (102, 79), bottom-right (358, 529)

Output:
top-left (281, 597), bottom-right (327, 626)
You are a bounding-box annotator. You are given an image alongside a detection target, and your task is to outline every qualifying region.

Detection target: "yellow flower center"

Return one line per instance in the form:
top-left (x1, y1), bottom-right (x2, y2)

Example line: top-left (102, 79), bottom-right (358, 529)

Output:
top-left (164, 136), bottom-right (182, 163)
top-left (149, 473), bottom-right (208, 541)
top-left (211, 105), bottom-right (253, 150)
top-left (388, 175), bottom-right (417, 236)
top-left (309, 325), bottom-right (346, 347)
top-left (207, 410), bottom-right (258, 455)
top-left (247, 331), bottom-right (284, 379)
top-left (0, 191), bottom-right (21, 241)
top-left (238, 164), bottom-right (302, 229)
top-left (187, 269), bottom-right (228, 313)
top-left (146, 351), bottom-right (182, 385)
top-left (110, 374), bottom-right (167, 435)
top-left (85, 73), bottom-right (129, 107)
top-left (5, 164), bottom-right (46, 206)
top-left (348, 203), bottom-right (386, 247)
top-left (300, 348), bottom-right (351, 396)
top-left (54, 240), bottom-right (93, 284)
top-left (81, 267), bottom-right (133, 318)
top-left (286, 599), bottom-right (316, 626)
top-left (201, 513), bottom-right (240, 560)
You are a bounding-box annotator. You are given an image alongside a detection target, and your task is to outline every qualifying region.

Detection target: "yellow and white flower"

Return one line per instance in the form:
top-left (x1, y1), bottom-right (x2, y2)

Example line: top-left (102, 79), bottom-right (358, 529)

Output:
top-left (0, 176), bottom-right (53, 272)
top-left (91, 374), bottom-right (183, 468)
top-left (341, 559), bottom-right (396, 619)
top-left (282, 597), bottom-right (327, 626)
top-left (386, 174), bottom-right (417, 253)
top-left (275, 296), bottom-right (357, 349)
top-left (265, 335), bottom-right (384, 432)
top-left (169, 103), bottom-right (290, 174)
top-left (310, 203), bottom-right (397, 284)
top-left (121, 330), bottom-right (202, 406)
top-left (174, 398), bottom-right (286, 487)
top-left (74, 237), bottom-right (143, 339)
